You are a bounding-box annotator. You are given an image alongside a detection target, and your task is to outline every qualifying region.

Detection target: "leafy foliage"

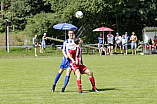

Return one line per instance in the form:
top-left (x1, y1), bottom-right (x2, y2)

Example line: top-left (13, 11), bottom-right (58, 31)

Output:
top-left (0, 0), bottom-right (157, 43)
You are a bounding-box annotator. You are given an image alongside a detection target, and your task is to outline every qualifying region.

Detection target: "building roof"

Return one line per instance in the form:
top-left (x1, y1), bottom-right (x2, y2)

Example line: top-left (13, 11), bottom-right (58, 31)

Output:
top-left (143, 27), bottom-right (157, 31)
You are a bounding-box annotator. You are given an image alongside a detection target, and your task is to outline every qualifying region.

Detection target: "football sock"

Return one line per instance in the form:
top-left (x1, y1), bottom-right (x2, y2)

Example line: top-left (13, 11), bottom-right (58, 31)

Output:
top-left (53, 73), bottom-right (61, 85)
top-left (77, 79), bottom-right (82, 92)
top-left (89, 76), bottom-right (96, 89)
top-left (63, 76), bottom-right (70, 88)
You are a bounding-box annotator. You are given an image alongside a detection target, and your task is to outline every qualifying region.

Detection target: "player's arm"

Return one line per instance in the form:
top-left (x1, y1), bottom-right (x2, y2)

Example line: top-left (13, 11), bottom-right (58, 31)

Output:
top-left (130, 36), bottom-right (132, 41)
top-left (62, 49), bottom-right (68, 59)
top-left (135, 36), bottom-right (138, 42)
top-left (152, 40), bottom-right (155, 45)
top-left (62, 41), bottom-right (68, 59)
top-left (127, 37), bottom-right (130, 42)
top-left (81, 56), bottom-right (83, 65)
top-left (67, 51), bottom-right (76, 64)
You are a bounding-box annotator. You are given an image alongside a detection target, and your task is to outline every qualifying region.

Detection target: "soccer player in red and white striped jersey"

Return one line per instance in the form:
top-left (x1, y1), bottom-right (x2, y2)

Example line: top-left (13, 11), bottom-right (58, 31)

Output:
top-left (67, 38), bottom-right (98, 94)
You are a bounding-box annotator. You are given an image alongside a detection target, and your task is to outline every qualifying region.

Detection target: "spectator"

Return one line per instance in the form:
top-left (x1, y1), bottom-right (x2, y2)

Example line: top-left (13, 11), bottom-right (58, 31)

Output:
top-left (147, 37), bottom-right (156, 54)
top-left (99, 44), bottom-right (106, 56)
top-left (121, 35), bottom-right (127, 55)
top-left (41, 33), bottom-right (47, 53)
top-left (33, 35), bottom-right (41, 57)
top-left (130, 32), bottom-right (138, 55)
top-left (107, 31), bottom-right (114, 55)
top-left (124, 32), bottom-right (130, 55)
top-left (115, 32), bottom-right (122, 53)
top-left (98, 32), bottom-right (103, 44)
top-left (98, 33), bottom-right (104, 50)
top-left (153, 36), bottom-right (157, 50)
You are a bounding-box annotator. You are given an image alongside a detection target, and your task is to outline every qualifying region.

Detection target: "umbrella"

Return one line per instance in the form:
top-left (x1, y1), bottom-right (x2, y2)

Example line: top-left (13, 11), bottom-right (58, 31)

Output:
top-left (93, 27), bottom-right (114, 44)
top-left (53, 23), bottom-right (77, 40)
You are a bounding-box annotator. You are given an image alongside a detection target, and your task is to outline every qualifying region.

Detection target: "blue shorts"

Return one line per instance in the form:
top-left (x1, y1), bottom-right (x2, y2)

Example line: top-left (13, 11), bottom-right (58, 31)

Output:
top-left (131, 42), bottom-right (137, 49)
top-left (60, 56), bottom-right (71, 69)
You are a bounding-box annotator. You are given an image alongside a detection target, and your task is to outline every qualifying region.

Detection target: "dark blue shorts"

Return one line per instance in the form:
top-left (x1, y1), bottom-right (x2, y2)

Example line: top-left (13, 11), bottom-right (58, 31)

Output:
top-left (33, 44), bottom-right (37, 48)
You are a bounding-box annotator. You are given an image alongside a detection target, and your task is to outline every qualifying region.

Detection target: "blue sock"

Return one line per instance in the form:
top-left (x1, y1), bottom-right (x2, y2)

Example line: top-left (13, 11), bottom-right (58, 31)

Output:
top-left (53, 73), bottom-right (61, 85)
top-left (63, 76), bottom-right (70, 88)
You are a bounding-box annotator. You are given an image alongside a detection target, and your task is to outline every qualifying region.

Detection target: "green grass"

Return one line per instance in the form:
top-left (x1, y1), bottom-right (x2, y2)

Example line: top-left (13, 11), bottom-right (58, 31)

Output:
top-left (0, 54), bottom-right (157, 103)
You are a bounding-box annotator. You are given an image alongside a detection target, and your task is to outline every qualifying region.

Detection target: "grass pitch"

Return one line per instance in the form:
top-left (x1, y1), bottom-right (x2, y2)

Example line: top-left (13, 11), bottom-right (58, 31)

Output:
top-left (0, 55), bottom-right (157, 104)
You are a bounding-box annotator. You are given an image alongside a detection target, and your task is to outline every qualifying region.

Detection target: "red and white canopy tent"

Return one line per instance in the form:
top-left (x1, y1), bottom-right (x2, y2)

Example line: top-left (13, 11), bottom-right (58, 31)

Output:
top-left (93, 27), bottom-right (114, 44)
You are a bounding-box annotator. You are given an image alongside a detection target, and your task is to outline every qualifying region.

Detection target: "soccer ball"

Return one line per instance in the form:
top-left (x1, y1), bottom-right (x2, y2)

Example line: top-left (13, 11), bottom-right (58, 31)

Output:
top-left (76, 11), bottom-right (83, 19)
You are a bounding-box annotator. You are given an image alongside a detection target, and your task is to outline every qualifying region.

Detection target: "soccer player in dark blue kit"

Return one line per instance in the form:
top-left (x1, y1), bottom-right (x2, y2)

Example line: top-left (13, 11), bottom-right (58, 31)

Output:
top-left (51, 29), bottom-right (75, 92)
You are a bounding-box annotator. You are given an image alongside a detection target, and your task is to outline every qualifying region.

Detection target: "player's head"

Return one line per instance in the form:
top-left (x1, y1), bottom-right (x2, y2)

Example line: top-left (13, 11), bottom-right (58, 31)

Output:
top-left (154, 36), bottom-right (156, 39)
top-left (35, 35), bottom-right (37, 38)
top-left (125, 32), bottom-right (127, 35)
top-left (100, 33), bottom-right (102, 36)
top-left (148, 37), bottom-right (151, 40)
top-left (68, 29), bottom-right (74, 39)
top-left (116, 32), bottom-right (119, 36)
top-left (102, 44), bottom-right (104, 47)
top-left (122, 35), bottom-right (125, 38)
top-left (74, 37), bottom-right (83, 45)
top-left (43, 33), bottom-right (46, 36)
top-left (132, 32), bottom-right (135, 35)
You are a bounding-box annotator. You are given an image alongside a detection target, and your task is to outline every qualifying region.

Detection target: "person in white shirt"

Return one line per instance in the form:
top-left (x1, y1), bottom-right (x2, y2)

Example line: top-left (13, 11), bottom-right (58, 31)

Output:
top-left (107, 31), bottom-right (114, 55)
top-left (115, 32), bottom-right (122, 53)
top-left (121, 35), bottom-right (128, 55)
top-left (99, 44), bottom-right (106, 56)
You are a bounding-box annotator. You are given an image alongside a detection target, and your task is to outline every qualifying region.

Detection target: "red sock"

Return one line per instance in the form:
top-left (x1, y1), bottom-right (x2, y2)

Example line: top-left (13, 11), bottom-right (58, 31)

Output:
top-left (77, 79), bottom-right (82, 92)
top-left (89, 76), bottom-right (96, 89)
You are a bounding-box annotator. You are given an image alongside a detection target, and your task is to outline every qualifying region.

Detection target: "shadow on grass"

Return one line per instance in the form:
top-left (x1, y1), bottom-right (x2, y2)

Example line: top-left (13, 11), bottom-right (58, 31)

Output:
top-left (54, 88), bottom-right (120, 94)
top-left (83, 88), bottom-right (120, 92)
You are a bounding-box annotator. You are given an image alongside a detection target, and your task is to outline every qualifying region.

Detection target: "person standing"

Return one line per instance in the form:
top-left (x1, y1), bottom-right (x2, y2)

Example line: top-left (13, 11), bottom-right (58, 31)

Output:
top-left (121, 35), bottom-right (127, 55)
top-left (41, 33), bottom-right (47, 53)
top-left (67, 38), bottom-right (98, 94)
top-left (98, 33), bottom-right (103, 44)
top-left (107, 31), bottom-right (114, 55)
top-left (33, 35), bottom-right (41, 57)
top-left (98, 33), bottom-right (104, 50)
top-left (130, 32), bottom-right (138, 55)
top-left (124, 32), bottom-right (130, 55)
top-left (115, 32), bottom-right (122, 53)
top-left (51, 29), bottom-right (75, 92)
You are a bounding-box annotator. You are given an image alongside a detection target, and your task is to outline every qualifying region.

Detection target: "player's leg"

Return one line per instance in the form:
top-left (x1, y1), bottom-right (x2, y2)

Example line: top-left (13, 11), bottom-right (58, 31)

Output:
top-left (110, 45), bottom-right (113, 55)
top-left (123, 45), bottom-right (125, 55)
top-left (61, 68), bottom-right (71, 92)
top-left (35, 47), bottom-right (37, 56)
top-left (38, 44), bottom-right (42, 53)
top-left (120, 44), bottom-right (122, 53)
top-left (51, 68), bottom-right (64, 92)
top-left (131, 42), bottom-right (134, 55)
top-left (75, 69), bottom-right (82, 93)
top-left (99, 49), bottom-right (102, 56)
top-left (115, 44), bottom-right (117, 53)
top-left (84, 69), bottom-right (98, 92)
top-left (126, 45), bottom-right (128, 55)
top-left (134, 42), bottom-right (137, 54)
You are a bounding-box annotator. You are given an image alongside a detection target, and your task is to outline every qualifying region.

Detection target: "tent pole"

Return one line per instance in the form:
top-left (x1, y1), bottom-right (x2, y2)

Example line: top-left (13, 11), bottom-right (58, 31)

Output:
top-left (65, 30), bottom-right (66, 40)
top-left (103, 31), bottom-right (104, 44)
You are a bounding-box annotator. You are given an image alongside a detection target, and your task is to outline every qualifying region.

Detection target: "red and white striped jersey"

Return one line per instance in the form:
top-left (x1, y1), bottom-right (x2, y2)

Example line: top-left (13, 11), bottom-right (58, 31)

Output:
top-left (68, 45), bottom-right (82, 65)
